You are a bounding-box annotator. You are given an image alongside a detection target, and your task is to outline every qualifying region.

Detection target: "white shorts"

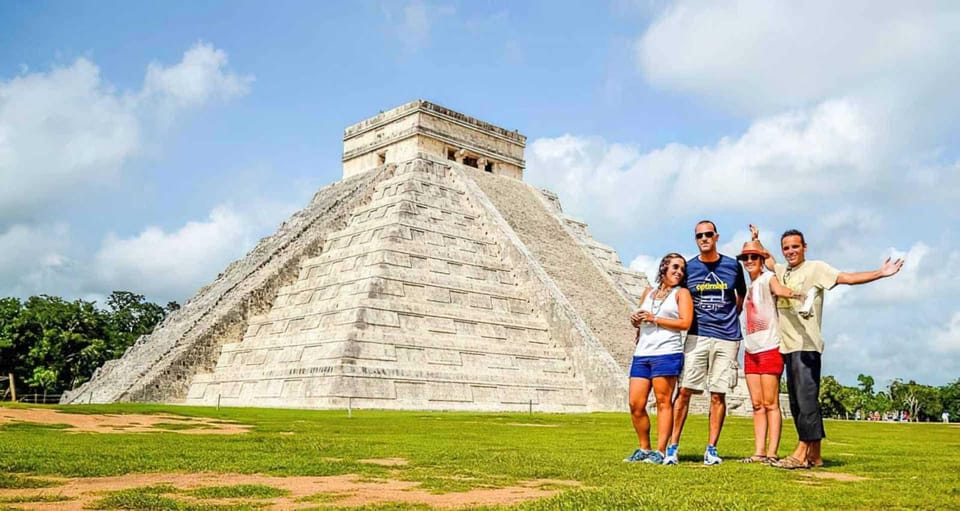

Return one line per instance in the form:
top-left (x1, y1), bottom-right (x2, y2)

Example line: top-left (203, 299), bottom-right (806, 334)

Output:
top-left (679, 335), bottom-right (741, 394)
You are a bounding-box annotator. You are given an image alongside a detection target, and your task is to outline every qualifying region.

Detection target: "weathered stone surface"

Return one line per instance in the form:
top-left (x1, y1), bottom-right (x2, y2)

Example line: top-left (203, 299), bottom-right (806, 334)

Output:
top-left (62, 167), bottom-right (392, 404)
top-left (469, 169), bottom-right (640, 372)
top-left (181, 157), bottom-right (626, 411)
top-left (343, 100), bottom-right (525, 180)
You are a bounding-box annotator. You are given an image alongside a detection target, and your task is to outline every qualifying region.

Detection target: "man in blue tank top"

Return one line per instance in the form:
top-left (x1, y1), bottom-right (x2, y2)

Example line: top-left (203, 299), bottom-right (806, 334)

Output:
top-left (663, 220), bottom-right (746, 466)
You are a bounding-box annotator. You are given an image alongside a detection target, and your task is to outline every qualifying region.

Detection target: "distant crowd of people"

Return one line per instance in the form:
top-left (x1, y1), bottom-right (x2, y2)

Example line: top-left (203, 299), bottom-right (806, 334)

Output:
top-left (624, 221), bottom-right (904, 469)
top-left (859, 411), bottom-right (910, 422)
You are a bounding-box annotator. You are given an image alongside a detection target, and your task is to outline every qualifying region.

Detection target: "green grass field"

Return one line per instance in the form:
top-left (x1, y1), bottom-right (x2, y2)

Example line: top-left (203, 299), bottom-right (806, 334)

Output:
top-left (1, 403), bottom-right (958, 510)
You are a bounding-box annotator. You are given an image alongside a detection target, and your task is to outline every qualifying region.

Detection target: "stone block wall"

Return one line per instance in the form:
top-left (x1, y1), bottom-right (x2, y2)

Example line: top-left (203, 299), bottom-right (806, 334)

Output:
top-left (62, 167), bottom-right (391, 404)
top-left (185, 157), bottom-right (626, 412)
top-left (468, 167), bottom-right (640, 373)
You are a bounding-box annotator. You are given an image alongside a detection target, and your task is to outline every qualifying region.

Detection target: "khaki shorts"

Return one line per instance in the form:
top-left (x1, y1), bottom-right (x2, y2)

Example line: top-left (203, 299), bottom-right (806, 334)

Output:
top-left (679, 335), bottom-right (741, 394)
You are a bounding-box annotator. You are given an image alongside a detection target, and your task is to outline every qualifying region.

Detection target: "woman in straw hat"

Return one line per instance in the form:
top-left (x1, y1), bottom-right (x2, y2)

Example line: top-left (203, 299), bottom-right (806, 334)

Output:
top-left (738, 225), bottom-right (804, 464)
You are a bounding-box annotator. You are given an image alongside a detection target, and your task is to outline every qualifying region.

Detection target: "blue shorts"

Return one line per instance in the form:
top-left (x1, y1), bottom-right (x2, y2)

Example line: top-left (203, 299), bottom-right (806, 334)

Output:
top-left (629, 353), bottom-right (684, 379)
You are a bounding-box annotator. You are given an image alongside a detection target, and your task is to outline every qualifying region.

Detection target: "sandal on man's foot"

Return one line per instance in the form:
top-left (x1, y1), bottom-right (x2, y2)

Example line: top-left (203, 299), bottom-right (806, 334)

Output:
top-left (763, 456), bottom-right (780, 465)
top-left (773, 456), bottom-right (811, 470)
top-left (739, 455), bottom-right (766, 463)
top-left (809, 459), bottom-right (824, 468)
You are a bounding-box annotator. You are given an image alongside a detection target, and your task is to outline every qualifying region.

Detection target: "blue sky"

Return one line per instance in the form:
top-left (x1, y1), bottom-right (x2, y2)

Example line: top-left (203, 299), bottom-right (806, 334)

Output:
top-left (1, 1), bottom-right (958, 387)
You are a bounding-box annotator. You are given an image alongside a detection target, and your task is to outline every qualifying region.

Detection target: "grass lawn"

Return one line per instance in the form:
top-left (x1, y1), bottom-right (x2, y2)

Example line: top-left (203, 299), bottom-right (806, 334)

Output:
top-left (0, 403), bottom-right (958, 510)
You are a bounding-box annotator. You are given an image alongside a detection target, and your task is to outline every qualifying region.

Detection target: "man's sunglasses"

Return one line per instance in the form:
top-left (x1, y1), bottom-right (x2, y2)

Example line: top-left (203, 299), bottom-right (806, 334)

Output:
top-left (738, 254), bottom-right (763, 261)
top-left (695, 231), bottom-right (716, 240)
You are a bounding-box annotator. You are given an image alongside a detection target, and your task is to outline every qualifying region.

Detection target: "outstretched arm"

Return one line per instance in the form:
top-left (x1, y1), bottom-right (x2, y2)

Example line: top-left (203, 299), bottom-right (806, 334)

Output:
top-left (751, 224), bottom-right (777, 271)
top-left (837, 257), bottom-right (904, 285)
top-left (769, 275), bottom-right (802, 299)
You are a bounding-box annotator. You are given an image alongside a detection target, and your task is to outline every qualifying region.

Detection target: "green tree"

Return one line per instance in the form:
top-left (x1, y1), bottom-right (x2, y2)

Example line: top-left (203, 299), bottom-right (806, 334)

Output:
top-left (866, 391), bottom-right (893, 416)
top-left (0, 292), bottom-right (169, 397)
top-left (26, 367), bottom-right (58, 402)
top-left (940, 379), bottom-right (960, 421)
top-left (819, 376), bottom-right (851, 419)
top-left (107, 291), bottom-right (165, 342)
top-left (890, 379), bottom-right (943, 421)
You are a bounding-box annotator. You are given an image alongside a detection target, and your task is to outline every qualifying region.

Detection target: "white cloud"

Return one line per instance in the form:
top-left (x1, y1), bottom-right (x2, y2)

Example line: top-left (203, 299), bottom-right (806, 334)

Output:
top-left (0, 59), bottom-right (140, 218)
top-left (0, 223), bottom-right (75, 298)
top-left (636, 1), bottom-right (960, 116)
top-left (92, 200), bottom-right (300, 303)
top-left (0, 42), bottom-right (252, 218)
top-left (525, 98), bottom-right (881, 242)
top-left (142, 42), bottom-right (253, 109)
top-left (94, 205), bottom-right (246, 301)
top-left (384, 0), bottom-right (455, 53)
top-left (931, 312), bottom-right (960, 354)
top-left (628, 253), bottom-right (660, 284)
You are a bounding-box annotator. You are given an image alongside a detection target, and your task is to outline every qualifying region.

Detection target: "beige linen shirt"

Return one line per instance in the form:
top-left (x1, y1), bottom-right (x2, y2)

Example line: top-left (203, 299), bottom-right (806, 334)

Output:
top-left (774, 261), bottom-right (840, 354)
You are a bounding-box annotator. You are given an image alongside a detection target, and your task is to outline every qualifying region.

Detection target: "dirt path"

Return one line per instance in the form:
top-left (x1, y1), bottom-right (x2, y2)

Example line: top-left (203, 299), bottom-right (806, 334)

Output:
top-left (0, 408), bottom-right (250, 434)
top-left (0, 472), bottom-right (578, 510)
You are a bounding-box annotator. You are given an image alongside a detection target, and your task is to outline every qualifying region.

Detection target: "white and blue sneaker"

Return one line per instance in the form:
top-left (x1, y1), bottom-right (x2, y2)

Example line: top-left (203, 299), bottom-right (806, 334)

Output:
top-left (663, 444), bottom-right (679, 465)
top-left (623, 448), bottom-right (650, 462)
top-left (703, 445), bottom-right (723, 465)
top-left (644, 451), bottom-right (665, 464)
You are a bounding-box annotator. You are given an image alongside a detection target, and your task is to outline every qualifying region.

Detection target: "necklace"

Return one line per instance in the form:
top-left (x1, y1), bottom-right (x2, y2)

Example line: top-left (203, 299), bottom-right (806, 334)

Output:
top-left (649, 286), bottom-right (671, 318)
top-left (783, 262), bottom-right (804, 287)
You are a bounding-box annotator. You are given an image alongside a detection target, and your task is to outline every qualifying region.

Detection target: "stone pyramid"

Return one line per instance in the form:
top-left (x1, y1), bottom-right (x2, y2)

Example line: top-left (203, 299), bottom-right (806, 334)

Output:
top-left (65, 100), bottom-right (750, 413)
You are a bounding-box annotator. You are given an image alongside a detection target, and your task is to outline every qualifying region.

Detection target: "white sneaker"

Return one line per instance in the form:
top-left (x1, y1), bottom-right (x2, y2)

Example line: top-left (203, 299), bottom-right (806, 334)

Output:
top-left (703, 445), bottom-right (722, 465)
top-left (663, 444), bottom-right (679, 465)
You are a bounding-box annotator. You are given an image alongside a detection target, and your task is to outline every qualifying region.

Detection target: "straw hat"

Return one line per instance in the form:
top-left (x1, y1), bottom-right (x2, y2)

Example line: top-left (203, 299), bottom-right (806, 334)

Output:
top-left (738, 240), bottom-right (768, 260)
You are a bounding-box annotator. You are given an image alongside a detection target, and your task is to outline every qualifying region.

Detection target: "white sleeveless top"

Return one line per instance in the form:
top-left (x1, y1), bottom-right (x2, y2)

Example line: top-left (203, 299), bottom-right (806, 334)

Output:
top-left (744, 272), bottom-right (781, 354)
top-left (633, 287), bottom-right (684, 357)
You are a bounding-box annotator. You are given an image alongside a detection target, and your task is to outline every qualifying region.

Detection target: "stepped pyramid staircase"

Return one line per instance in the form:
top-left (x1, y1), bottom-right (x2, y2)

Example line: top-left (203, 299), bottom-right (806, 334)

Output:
top-left (65, 156), bottom-right (644, 411)
top-left (187, 158), bottom-right (626, 411)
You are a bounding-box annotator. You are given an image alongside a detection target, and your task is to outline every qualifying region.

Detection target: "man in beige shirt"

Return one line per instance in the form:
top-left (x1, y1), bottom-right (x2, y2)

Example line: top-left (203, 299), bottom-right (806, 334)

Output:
top-left (773, 229), bottom-right (903, 469)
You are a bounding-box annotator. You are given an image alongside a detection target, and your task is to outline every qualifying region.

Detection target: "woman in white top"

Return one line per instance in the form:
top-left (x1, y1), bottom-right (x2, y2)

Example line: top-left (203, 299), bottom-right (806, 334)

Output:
top-left (738, 227), bottom-right (803, 463)
top-left (623, 253), bottom-right (693, 464)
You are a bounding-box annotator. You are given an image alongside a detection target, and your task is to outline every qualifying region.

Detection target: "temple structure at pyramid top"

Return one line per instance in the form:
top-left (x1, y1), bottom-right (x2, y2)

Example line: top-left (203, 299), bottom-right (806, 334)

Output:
top-left (64, 100), bottom-right (751, 416)
top-left (342, 100), bottom-right (526, 180)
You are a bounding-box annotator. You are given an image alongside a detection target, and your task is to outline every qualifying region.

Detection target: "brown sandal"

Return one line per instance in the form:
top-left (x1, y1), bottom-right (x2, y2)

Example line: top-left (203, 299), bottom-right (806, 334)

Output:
top-left (774, 456), bottom-right (811, 470)
top-left (763, 456), bottom-right (780, 465)
top-left (739, 455), bottom-right (766, 463)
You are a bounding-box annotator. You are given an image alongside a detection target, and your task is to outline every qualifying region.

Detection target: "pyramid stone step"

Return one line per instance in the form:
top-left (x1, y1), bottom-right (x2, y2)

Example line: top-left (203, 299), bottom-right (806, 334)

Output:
top-left (61, 167), bottom-right (395, 404)
top-left (202, 345), bottom-right (576, 382)
top-left (275, 270), bottom-right (530, 310)
top-left (243, 299), bottom-right (547, 335)
top-left (469, 169), bottom-right (639, 370)
top-left (295, 249), bottom-right (516, 288)
top-left (190, 362), bottom-right (584, 399)
top-left (220, 328), bottom-right (565, 359)
top-left (327, 216), bottom-right (496, 253)
top-left (300, 240), bottom-right (495, 273)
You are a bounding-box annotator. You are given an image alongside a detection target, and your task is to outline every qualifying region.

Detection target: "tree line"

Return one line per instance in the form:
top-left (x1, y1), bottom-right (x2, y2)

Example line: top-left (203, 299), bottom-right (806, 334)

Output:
top-left (0, 292), bottom-right (177, 400)
top-left (818, 373), bottom-right (959, 422)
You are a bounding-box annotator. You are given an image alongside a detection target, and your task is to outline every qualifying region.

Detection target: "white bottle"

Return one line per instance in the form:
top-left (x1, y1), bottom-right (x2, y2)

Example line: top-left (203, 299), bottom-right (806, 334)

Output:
top-left (797, 287), bottom-right (818, 318)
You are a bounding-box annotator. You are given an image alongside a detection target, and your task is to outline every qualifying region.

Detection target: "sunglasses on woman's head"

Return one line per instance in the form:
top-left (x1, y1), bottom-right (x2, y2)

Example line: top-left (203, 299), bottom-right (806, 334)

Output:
top-left (695, 231), bottom-right (715, 239)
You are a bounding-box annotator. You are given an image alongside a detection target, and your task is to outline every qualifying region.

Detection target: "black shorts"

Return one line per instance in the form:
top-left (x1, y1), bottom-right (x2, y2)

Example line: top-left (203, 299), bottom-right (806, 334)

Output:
top-left (784, 351), bottom-right (826, 442)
